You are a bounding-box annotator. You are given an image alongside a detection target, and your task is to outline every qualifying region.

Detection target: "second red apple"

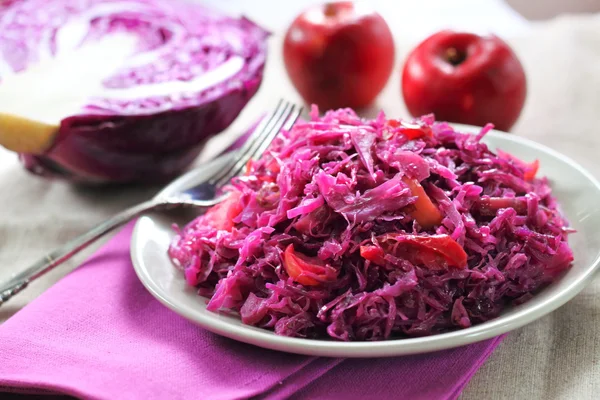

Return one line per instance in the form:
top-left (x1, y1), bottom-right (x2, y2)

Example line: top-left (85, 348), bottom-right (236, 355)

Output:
top-left (401, 31), bottom-right (527, 132)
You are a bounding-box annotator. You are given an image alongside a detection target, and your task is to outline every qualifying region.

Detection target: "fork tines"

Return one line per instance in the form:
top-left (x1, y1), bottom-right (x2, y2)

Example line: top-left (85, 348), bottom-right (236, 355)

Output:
top-left (211, 99), bottom-right (302, 188)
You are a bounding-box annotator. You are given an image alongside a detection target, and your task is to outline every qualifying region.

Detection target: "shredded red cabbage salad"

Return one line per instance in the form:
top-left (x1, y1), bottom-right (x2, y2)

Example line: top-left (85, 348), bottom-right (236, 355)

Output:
top-left (169, 107), bottom-right (574, 341)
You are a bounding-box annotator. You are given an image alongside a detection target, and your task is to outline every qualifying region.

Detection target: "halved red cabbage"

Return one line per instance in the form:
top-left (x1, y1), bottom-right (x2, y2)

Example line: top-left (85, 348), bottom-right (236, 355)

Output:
top-left (0, 0), bottom-right (268, 183)
top-left (169, 107), bottom-right (574, 341)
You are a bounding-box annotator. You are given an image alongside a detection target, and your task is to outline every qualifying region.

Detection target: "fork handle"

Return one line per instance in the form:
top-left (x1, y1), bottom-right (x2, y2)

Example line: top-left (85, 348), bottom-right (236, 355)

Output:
top-left (0, 199), bottom-right (161, 306)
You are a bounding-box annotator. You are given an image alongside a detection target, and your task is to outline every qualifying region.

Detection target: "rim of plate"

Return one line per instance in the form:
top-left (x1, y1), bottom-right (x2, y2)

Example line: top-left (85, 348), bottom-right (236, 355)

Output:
top-left (130, 124), bottom-right (600, 358)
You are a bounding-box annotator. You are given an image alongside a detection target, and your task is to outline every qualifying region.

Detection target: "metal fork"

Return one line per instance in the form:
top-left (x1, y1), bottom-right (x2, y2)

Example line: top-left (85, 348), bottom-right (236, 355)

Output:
top-left (0, 99), bottom-right (302, 306)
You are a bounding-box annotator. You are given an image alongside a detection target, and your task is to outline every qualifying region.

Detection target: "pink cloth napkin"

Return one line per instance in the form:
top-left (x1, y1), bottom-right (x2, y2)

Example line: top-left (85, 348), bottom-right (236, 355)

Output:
top-left (0, 222), bottom-right (503, 400)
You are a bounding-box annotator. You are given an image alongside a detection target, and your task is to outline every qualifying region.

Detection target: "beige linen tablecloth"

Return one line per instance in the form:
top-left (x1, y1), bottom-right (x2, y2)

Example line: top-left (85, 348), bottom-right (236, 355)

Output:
top-left (1, 12), bottom-right (599, 400)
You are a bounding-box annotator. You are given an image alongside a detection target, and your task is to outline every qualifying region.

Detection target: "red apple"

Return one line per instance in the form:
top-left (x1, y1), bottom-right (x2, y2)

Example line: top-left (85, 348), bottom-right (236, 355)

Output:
top-left (401, 31), bottom-right (526, 132)
top-left (283, 1), bottom-right (395, 110)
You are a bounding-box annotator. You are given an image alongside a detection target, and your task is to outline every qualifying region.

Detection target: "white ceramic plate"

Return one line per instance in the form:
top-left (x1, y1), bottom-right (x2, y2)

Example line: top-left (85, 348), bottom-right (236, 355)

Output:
top-left (131, 124), bottom-right (600, 358)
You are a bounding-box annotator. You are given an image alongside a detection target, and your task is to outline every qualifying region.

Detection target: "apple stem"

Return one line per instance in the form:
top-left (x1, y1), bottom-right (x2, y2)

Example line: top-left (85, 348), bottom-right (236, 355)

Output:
top-left (324, 3), bottom-right (338, 17)
top-left (446, 47), bottom-right (466, 66)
